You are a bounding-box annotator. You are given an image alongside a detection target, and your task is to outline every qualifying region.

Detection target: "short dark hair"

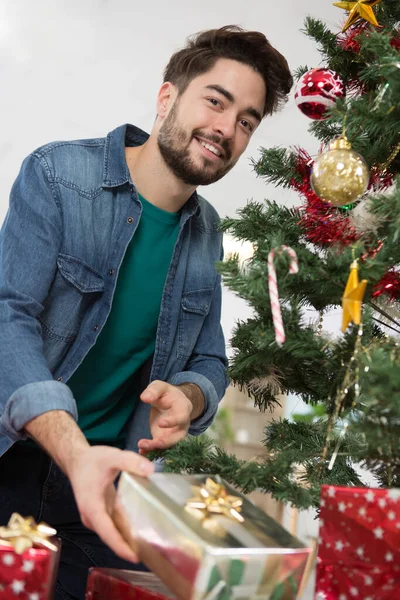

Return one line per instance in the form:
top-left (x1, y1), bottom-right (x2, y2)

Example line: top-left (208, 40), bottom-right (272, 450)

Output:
top-left (163, 25), bottom-right (293, 117)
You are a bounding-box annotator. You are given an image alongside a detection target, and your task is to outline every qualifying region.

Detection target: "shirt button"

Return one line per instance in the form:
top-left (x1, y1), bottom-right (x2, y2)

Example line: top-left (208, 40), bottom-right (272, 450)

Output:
top-left (108, 269), bottom-right (115, 276)
top-left (93, 325), bottom-right (99, 331)
top-left (127, 216), bottom-right (134, 224)
top-left (57, 377), bottom-right (63, 382)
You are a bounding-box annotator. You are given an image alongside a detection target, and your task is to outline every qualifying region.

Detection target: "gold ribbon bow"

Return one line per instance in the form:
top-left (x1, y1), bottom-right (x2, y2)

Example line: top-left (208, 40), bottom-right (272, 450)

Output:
top-left (185, 478), bottom-right (244, 524)
top-left (0, 513), bottom-right (57, 554)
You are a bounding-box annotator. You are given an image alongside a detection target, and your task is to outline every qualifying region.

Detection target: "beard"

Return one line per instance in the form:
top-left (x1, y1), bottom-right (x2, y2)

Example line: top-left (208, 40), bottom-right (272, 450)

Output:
top-left (157, 99), bottom-right (235, 186)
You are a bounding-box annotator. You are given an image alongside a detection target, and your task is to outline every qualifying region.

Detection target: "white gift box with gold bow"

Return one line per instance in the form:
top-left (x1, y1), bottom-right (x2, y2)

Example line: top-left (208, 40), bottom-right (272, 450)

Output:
top-left (114, 473), bottom-right (311, 600)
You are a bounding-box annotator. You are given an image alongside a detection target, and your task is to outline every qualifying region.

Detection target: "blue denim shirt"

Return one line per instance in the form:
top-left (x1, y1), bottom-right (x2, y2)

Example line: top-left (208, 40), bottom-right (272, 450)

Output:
top-left (0, 124), bottom-right (228, 457)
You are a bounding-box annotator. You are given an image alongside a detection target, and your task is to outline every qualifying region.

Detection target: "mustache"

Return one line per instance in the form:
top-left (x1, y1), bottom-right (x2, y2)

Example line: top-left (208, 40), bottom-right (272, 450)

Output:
top-left (193, 131), bottom-right (232, 160)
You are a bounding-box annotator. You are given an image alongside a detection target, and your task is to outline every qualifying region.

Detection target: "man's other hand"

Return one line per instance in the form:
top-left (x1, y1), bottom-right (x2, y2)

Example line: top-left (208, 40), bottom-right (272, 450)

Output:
top-left (138, 380), bottom-right (203, 454)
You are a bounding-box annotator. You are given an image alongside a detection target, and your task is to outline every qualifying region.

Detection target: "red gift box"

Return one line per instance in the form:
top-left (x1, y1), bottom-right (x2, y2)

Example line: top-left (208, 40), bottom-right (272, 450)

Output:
top-left (0, 514), bottom-right (60, 600)
top-left (315, 484), bottom-right (400, 599)
top-left (85, 569), bottom-right (176, 600)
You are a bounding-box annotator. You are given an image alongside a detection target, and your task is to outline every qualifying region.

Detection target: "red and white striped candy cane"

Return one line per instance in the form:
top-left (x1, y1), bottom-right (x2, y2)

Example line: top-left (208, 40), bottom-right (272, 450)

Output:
top-left (267, 245), bottom-right (298, 345)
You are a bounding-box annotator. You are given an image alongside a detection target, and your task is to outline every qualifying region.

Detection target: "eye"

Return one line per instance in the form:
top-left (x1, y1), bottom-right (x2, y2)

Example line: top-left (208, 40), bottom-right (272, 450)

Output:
top-left (240, 119), bottom-right (253, 132)
top-left (207, 97), bottom-right (222, 108)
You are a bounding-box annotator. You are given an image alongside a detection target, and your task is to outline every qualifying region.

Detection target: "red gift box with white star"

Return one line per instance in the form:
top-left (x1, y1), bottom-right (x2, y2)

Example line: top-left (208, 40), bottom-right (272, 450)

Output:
top-left (0, 545), bottom-right (60, 600)
top-left (0, 514), bottom-right (60, 600)
top-left (315, 484), bottom-right (400, 600)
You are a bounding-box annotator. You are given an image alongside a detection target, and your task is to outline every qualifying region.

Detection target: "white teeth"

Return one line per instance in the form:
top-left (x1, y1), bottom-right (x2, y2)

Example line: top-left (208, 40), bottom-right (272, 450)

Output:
top-left (199, 140), bottom-right (222, 157)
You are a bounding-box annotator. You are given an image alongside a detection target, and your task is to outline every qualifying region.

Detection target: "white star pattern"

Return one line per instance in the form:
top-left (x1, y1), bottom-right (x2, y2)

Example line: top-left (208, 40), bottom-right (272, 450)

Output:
top-left (365, 597), bottom-right (373, 600)
top-left (339, 595), bottom-right (347, 600)
top-left (385, 552), bottom-right (394, 562)
top-left (315, 593), bottom-right (327, 600)
top-left (365, 491), bottom-right (375, 502)
top-left (358, 507), bottom-right (367, 517)
top-left (320, 498), bottom-right (326, 507)
top-left (378, 498), bottom-right (387, 508)
top-left (373, 567), bottom-right (381, 574)
top-left (11, 580), bottom-right (25, 594)
top-left (388, 510), bottom-right (396, 520)
top-left (335, 540), bottom-right (345, 551)
top-left (338, 502), bottom-right (346, 512)
top-left (365, 576), bottom-right (373, 585)
top-left (387, 489), bottom-right (400, 501)
top-left (328, 487), bottom-right (336, 497)
top-left (29, 594), bottom-right (40, 600)
top-left (356, 546), bottom-right (364, 558)
top-left (373, 526), bottom-right (384, 539)
top-left (2, 553), bottom-right (15, 566)
top-left (22, 560), bottom-right (35, 573)
top-left (350, 587), bottom-right (358, 596)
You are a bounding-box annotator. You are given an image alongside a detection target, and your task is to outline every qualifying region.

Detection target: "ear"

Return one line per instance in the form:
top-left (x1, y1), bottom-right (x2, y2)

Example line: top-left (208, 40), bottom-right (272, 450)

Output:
top-left (156, 82), bottom-right (178, 119)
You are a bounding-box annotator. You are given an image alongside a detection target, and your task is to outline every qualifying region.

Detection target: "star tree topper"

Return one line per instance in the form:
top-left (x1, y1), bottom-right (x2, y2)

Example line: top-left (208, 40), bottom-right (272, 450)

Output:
top-left (333, 0), bottom-right (383, 33)
top-left (342, 260), bottom-right (368, 332)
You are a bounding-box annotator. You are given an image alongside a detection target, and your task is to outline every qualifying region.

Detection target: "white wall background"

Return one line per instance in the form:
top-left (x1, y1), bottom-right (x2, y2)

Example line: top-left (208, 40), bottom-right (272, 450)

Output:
top-left (0, 0), bottom-right (349, 558)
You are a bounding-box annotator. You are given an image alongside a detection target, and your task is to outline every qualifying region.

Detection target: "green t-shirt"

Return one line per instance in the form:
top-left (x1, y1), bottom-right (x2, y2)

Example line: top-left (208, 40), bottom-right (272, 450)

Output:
top-left (67, 194), bottom-right (180, 447)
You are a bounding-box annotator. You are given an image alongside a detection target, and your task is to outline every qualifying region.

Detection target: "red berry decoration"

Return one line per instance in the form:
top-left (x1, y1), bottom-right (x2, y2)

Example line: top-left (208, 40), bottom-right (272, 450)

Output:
top-left (294, 68), bottom-right (345, 120)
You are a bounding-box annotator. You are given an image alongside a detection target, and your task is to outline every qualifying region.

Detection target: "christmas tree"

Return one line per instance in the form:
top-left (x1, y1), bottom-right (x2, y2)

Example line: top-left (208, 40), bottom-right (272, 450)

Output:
top-left (157, 1), bottom-right (400, 509)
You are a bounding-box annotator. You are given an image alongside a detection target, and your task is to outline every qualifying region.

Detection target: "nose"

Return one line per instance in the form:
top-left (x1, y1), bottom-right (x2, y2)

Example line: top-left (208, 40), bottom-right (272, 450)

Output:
top-left (212, 113), bottom-right (236, 140)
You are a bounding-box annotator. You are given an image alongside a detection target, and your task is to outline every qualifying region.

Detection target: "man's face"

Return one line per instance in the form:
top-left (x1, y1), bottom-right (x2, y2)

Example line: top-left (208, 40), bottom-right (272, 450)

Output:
top-left (157, 58), bottom-right (266, 186)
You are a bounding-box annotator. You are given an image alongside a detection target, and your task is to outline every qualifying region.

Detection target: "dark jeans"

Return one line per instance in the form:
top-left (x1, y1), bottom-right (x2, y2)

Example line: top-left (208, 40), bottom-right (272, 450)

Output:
top-left (0, 443), bottom-right (147, 600)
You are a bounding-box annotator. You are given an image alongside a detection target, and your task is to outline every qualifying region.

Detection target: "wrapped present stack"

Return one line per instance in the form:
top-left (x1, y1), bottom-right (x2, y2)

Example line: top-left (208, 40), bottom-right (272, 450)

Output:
top-left (315, 484), bottom-right (400, 599)
top-left (0, 513), bottom-right (60, 599)
top-left (86, 569), bottom-right (175, 600)
top-left (114, 472), bottom-right (311, 600)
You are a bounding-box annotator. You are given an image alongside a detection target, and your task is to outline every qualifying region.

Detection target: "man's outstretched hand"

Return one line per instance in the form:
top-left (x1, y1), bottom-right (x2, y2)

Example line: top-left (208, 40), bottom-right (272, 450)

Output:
top-left (138, 380), bottom-right (204, 454)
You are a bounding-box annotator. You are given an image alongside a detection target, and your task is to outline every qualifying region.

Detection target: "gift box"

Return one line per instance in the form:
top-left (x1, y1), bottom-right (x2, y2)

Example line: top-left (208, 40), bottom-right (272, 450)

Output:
top-left (0, 513), bottom-right (60, 599)
top-left (85, 568), bottom-right (176, 599)
top-left (315, 484), bottom-right (400, 599)
top-left (114, 473), bottom-right (311, 600)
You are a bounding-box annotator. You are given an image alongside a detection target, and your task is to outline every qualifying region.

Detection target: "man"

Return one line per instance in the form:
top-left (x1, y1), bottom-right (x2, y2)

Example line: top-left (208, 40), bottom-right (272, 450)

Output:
top-left (0, 26), bottom-right (292, 599)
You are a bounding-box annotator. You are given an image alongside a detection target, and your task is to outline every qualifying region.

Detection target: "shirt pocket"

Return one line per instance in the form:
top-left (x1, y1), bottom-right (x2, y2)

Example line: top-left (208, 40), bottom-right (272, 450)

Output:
top-left (177, 288), bottom-right (214, 359)
top-left (38, 253), bottom-right (104, 342)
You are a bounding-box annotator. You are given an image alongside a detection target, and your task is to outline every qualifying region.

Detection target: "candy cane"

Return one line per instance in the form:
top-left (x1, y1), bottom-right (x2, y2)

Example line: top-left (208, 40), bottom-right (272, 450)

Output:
top-left (267, 246), bottom-right (298, 345)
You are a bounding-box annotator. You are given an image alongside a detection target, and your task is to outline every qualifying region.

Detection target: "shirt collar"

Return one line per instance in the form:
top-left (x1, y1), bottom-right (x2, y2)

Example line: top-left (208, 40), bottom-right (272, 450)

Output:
top-left (102, 123), bottom-right (199, 218)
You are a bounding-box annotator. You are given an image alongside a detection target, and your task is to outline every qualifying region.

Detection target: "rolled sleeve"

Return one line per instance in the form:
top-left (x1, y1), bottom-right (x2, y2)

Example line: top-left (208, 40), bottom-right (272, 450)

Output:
top-left (1, 380), bottom-right (77, 440)
top-left (168, 370), bottom-right (219, 435)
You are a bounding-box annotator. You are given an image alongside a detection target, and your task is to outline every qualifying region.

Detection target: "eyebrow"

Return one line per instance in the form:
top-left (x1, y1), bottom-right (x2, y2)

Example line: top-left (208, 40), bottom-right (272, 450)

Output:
top-left (204, 84), bottom-right (263, 124)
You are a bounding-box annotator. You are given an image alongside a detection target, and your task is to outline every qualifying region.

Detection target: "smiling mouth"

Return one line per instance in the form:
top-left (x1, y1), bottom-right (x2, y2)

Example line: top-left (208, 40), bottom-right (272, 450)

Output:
top-left (194, 137), bottom-right (224, 160)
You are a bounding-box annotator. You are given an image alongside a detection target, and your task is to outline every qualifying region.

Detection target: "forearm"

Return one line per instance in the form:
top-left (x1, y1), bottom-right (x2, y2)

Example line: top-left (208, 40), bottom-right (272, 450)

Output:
top-left (24, 410), bottom-right (89, 476)
top-left (177, 383), bottom-right (205, 420)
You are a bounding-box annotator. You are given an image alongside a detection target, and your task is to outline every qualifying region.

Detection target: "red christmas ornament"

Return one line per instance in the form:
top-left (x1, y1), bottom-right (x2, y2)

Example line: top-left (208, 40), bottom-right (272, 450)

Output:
top-left (372, 271), bottom-right (400, 300)
top-left (337, 21), bottom-right (369, 53)
top-left (294, 68), bottom-right (345, 120)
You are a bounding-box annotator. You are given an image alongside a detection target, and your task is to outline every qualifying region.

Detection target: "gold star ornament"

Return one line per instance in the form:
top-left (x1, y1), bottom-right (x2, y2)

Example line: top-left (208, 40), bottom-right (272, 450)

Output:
top-left (333, 0), bottom-right (383, 33)
top-left (342, 260), bottom-right (368, 332)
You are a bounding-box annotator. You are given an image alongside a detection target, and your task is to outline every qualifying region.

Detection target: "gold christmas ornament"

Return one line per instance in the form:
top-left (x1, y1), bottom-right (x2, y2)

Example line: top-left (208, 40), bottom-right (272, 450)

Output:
top-left (342, 259), bottom-right (368, 332)
top-left (333, 0), bottom-right (383, 33)
top-left (310, 136), bottom-right (370, 207)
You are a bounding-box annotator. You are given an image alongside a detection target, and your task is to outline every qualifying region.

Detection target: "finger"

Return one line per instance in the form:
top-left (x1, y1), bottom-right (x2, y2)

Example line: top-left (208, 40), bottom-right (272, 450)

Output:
top-left (90, 509), bottom-right (139, 563)
top-left (118, 450), bottom-right (154, 476)
top-left (138, 438), bottom-right (167, 452)
top-left (139, 432), bottom-right (185, 451)
top-left (157, 413), bottom-right (189, 428)
top-left (140, 380), bottom-right (172, 404)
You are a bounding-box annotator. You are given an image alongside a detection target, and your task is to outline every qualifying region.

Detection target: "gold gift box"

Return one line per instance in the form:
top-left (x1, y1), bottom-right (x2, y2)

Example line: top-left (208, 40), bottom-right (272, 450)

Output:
top-left (115, 473), bottom-right (311, 600)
